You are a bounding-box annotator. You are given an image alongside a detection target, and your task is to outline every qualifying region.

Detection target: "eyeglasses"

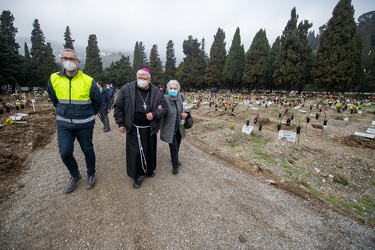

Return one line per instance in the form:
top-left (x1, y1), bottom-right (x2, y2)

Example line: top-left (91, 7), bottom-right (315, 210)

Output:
top-left (62, 57), bottom-right (78, 62)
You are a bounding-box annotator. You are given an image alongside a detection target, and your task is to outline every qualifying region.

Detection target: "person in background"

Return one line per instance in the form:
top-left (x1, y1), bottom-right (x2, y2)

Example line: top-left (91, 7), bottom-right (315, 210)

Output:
top-left (97, 81), bottom-right (111, 132)
top-left (106, 83), bottom-right (115, 108)
top-left (160, 80), bottom-right (188, 175)
top-left (47, 48), bottom-right (101, 193)
top-left (158, 84), bottom-right (166, 94)
top-left (114, 68), bottom-right (168, 188)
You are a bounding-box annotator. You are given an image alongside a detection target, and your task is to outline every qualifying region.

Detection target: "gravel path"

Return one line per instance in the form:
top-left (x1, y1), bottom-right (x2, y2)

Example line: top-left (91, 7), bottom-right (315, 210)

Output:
top-left (1, 116), bottom-right (374, 249)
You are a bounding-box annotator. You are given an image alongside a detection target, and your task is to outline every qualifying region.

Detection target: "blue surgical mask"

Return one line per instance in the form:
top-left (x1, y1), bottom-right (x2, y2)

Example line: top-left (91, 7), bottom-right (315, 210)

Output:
top-left (168, 89), bottom-right (178, 97)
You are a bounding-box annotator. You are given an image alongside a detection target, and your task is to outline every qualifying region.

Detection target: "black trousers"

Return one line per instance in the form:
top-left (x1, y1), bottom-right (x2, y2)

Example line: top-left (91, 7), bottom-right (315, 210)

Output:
top-left (169, 131), bottom-right (182, 169)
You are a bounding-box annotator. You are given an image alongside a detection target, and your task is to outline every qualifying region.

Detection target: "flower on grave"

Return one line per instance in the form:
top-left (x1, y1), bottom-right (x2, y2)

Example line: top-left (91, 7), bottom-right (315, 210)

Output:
top-left (5, 118), bottom-right (15, 125)
top-left (335, 103), bottom-right (342, 113)
top-left (229, 102), bottom-right (239, 110)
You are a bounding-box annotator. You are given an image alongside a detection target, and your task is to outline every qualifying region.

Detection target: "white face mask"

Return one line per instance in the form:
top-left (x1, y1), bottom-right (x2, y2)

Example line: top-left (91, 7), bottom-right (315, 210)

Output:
top-left (63, 60), bottom-right (77, 71)
top-left (137, 79), bottom-right (148, 88)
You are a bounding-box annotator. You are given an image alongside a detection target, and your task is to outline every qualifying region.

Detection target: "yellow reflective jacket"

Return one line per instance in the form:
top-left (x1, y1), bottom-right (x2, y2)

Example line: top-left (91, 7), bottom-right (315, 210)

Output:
top-left (47, 70), bottom-right (101, 127)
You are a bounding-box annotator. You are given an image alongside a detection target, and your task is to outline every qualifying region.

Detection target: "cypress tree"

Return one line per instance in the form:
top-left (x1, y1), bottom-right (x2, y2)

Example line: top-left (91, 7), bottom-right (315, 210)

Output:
top-left (222, 27), bottom-right (245, 91)
top-left (106, 54), bottom-right (133, 87)
top-left (205, 28), bottom-right (226, 90)
top-left (133, 41), bottom-right (141, 74)
top-left (298, 20), bottom-right (314, 92)
top-left (24, 42), bottom-right (30, 63)
top-left (0, 10), bottom-right (23, 91)
top-left (175, 61), bottom-right (184, 85)
top-left (84, 34), bottom-right (104, 81)
top-left (30, 19), bottom-right (57, 87)
top-left (43, 42), bottom-right (59, 75)
top-left (357, 11), bottom-right (375, 91)
top-left (132, 41), bottom-right (148, 74)
top-left (242, 29), bottom-right (270, 91)
top-left (63, 26), bottom-right (75, 50)
top-left (196, 38), bottom-right (207, 89)
top-left (313, 0), bottom-right (362, 91)
top-left (164, 40), bottom-right (176, 83)
top-left (149, 44), bottom-right (163, 85)
top-left (274, 7), bottom-right (312, 91)
top-left (268, 36), bottom-right (281, 91)
top-left (182, 35), bottom-right (202, 90)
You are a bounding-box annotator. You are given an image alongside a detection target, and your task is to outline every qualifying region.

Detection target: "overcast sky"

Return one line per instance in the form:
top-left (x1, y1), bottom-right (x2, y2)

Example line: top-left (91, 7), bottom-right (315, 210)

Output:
top-left (1, 0), bottom-right (374, 62)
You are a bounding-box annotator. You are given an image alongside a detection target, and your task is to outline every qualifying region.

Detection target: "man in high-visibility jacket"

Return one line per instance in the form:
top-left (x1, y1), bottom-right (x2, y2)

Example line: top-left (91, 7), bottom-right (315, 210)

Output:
top-left (47, 48), bottom-right (102, 193)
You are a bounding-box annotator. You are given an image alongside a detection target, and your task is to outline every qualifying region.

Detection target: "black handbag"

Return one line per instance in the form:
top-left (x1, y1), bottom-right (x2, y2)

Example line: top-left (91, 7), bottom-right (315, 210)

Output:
top-left (184, 112), bottom-right (193, 129)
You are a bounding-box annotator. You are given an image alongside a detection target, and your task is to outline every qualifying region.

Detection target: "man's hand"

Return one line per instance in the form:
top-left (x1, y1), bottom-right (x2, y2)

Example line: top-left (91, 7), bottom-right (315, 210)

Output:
top-left (119, 126), bottom-right (126, 133)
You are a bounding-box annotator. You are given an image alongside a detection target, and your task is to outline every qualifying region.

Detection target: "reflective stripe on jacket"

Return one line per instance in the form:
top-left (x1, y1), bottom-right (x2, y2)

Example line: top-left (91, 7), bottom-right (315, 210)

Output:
top-left (50, 70), bottom-right (96, 124)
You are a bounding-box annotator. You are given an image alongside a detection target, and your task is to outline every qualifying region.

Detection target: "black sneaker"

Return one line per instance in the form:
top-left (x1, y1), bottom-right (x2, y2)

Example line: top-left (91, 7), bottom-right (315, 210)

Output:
top-left (86, 174), bottom-right (97, 189)
top-left (64, 174), bottom-right (82, 193)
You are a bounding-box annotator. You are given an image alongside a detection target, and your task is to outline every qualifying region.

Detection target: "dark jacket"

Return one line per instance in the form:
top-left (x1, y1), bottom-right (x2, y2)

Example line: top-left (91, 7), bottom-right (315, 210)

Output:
top-left (113, 81), bottom-right (168, 135)
top-left (100, 87), bottom-right (111, 111)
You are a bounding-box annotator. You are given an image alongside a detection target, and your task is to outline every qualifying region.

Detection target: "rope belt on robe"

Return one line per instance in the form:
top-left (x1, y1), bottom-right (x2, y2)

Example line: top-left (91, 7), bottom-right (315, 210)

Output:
top-left (133, 124), bottom-right (150, 173)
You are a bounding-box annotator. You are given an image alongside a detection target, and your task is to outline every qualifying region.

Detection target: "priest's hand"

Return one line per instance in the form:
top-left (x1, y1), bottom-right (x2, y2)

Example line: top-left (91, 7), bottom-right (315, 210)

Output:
top-left (146, 112), bottom-right (153, 121)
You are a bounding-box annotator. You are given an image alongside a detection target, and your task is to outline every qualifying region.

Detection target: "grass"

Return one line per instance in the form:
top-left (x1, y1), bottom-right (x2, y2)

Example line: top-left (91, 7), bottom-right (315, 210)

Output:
top-left (227, 141), bottom-right (238, 147)
top-left (307, 187), bottom-right (375, 224)
top-left (289, 153), bottom-right (299, 161)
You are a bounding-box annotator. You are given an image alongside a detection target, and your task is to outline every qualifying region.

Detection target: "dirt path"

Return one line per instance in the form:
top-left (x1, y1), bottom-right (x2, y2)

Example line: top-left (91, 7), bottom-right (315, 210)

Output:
top-left (1, 115), bottom-right (374, 249)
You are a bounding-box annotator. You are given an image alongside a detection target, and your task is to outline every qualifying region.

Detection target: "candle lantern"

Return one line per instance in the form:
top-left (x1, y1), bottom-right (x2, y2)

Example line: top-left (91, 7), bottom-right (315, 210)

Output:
top-left (296, 126), bottom-right (301, 134)
top-left (315, 113), bottom-right (320, 119)
top-left (323, 120), bottom-right (328, 126)
top-left (286, 118), bottom-right (291, 126)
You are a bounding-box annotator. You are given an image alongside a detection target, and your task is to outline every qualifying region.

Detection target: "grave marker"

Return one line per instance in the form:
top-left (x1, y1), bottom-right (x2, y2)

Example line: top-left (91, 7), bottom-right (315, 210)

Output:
top-left (354, 132), bottom-right (375, 139)
top-left (241, 125), bottom-right (254, 135)
top-left (31, 99), bottom-right (36, 112)
top-left (278, 130), bottom-right (296, 142)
